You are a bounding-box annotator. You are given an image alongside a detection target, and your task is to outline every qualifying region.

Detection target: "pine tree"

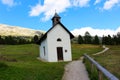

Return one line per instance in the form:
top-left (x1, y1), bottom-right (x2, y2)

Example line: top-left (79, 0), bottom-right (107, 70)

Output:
top-left (34, 35), bottom-right (39, 43)
top-left (113, 35), bottom-right (117, 45)
top-left (108, 35), bottom-right (112, 45)
top-left (102, 35), bottom-right (108, 45)
top-left (0, 36), bottom-right (2, 44)
top-left (84, 31), bottom-right (92, 44)
top-left (78, 35), bottom-right (84, 44)
top-left (117, 32), bottom-right (120, 45)
top-left (93, 35), bottom-right (100, 45)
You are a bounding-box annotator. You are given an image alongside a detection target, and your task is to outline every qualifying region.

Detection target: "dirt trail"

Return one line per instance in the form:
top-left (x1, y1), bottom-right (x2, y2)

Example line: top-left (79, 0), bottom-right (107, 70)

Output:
top-left (62, 60), bottom-right (89, 80)
top-left (93, 45), bottom-right (109, 55)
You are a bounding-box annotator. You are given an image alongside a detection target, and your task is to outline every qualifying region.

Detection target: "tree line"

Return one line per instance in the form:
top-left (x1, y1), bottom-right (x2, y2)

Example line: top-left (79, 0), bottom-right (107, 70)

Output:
top-left (0, 36), bottom-right (34, 45)
top-left (77, 31), bottom-right (120, 45)
top-left (0, 32), bottom-right (120, 45)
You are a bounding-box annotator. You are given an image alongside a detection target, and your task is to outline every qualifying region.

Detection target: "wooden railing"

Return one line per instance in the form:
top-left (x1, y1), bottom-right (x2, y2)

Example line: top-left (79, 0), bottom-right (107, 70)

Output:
top-left (83, 54), bottom-right (119, 80)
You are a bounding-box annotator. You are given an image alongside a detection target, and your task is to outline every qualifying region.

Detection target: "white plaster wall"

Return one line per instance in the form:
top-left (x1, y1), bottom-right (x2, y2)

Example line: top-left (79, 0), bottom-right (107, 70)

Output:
top-left (47, 24), bottom-right (72, 62)
top-left (40, 39), bottom-right (48, 61)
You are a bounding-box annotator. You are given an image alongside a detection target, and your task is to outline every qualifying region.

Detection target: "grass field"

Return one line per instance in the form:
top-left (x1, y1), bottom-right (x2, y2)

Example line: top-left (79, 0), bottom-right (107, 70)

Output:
top-left (92, 45), bottom-right (120, 79)
top-left (0, 44), bottom-right (102, 80)
top-left (72, 44), bottom-right (103, 60)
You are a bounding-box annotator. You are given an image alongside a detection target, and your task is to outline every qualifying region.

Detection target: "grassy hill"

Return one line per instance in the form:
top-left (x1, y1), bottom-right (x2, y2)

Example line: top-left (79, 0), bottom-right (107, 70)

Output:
top-left (0, 44), bottom-right (103, 80)
top-left (0, 24), bottom-right (44, 36)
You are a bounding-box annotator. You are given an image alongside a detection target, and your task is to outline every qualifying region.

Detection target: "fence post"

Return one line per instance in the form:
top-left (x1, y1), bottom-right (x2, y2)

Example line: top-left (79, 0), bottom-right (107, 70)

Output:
top-left (98, 69), bottom-right (103, 80)
top-left (91, 63), bottom-right (94, 73)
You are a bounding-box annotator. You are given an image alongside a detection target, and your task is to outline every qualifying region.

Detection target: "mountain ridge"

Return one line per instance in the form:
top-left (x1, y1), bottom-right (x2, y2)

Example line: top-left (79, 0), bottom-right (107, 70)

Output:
top-left (0, 24), bottom-right (45, 37)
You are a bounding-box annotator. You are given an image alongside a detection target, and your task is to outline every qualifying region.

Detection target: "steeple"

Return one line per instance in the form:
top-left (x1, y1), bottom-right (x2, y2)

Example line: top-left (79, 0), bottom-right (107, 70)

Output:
top-left (52, 12), bottom-right (61, 26)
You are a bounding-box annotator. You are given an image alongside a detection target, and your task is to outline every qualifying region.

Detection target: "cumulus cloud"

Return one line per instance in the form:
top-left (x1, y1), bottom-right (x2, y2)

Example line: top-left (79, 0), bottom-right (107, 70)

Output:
top-left (1, 0), bottom-right (18, 7)
top-left (71, 0), bottom-right (90, 7)
top-left (29, 0), bottom-right (71, 21)
top-left (29, 3), bottom-right (43, 16)
top-left (94, 0), bottom-right (101, 5)
top-left (29, 0), bottom-right (90, 21)
top-left (71, 27), bottom-right (120, 37)
top-left (29, 0), bottom-right (120, 21)
top-left (103, 0), bottom-right (120, 10)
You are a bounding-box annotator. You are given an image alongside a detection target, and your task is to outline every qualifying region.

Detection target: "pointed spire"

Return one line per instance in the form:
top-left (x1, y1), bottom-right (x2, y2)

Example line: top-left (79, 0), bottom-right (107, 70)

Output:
top-left (53, 9), bottom-right (60, 18)
top-left (54, 12), bottom-right (60, 18)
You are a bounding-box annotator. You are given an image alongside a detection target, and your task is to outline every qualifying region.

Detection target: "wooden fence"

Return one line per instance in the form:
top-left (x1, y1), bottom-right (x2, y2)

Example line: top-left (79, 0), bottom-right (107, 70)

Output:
top-left (83, 54), bottom-right (119, 80)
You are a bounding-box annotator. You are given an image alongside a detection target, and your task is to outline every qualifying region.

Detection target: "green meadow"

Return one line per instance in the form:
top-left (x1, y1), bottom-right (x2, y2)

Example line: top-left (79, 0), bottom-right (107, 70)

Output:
top-left (92, 45), bottom-right (120, 79)
top-left (0, 44), bottom-right (103, 80)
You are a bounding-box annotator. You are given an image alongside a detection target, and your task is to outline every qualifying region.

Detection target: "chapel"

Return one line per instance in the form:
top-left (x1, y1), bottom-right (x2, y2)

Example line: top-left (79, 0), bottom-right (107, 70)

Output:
top-left (38, 12), bottom-right (74, 62)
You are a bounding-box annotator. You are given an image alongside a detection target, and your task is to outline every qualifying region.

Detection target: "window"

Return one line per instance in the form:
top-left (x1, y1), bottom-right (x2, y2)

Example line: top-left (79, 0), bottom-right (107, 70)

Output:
top-left (43, 46), bottom-right (46, 56)
top-left (57, 38), bottom-right (62, 42)
top-left (65, 50), bottom-right (67, 52)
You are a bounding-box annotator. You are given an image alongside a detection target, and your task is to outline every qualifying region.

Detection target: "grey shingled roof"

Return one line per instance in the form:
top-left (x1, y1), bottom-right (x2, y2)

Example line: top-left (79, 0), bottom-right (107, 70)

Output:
top-left (54, 12), bottom-right (60, 17)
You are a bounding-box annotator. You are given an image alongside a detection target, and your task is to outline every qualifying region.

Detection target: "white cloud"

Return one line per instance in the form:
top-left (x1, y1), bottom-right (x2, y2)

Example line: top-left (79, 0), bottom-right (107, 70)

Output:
top-left (29, 0), bottom-right (90, 21)
top-left (94, 0), bottom-right (101, 5)
top-left (29, 0), bottom-right (71, 21)
top-left (71, 27), bottom-right (120, 37)
top-left (29, 3), bottom-right (43, 16)
top-left (103, 0), bottom-right (120, 10)
top-left (71, 0), bottom-right (90, 7)
top-left (29, 0), bottom-right (120, 21)
top-left (1, 0), bottom-right (18, 7)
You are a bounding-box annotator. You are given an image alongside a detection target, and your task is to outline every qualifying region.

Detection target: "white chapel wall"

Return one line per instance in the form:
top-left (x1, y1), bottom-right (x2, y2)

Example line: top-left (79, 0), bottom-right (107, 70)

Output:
top-left (47, 24), bottom-right (72, 62)
top-left (40, 39), bottom-right (48, 61)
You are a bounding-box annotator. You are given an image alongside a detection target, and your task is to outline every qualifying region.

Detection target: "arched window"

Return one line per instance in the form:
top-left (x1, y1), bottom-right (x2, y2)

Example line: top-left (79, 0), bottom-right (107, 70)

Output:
top-left (57, 38), bottom-right (62, 42)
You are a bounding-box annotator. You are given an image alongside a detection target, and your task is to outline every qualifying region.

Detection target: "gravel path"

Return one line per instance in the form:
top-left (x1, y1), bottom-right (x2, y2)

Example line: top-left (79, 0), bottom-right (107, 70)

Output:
top-left (93, 45), bottom-right (109, 55)
top-left (62, 60), bottom-right (89, 80)
top-left (62, 45), bottom-right (109, 80)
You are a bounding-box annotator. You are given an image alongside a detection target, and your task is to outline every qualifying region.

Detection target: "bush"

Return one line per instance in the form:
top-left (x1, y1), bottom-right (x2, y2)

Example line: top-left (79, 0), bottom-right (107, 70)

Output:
top-left (0, 62), bottom-right (8, 68)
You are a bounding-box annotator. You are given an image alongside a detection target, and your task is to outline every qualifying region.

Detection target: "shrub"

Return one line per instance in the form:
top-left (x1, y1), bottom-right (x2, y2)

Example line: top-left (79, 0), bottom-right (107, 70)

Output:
top-left (0, 62), bottom-right (8, 68)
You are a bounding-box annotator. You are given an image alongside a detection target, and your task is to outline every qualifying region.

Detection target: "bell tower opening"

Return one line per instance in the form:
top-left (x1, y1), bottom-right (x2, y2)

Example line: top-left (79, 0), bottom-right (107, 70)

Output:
top-left (52, 12), bottom-right (61, 26)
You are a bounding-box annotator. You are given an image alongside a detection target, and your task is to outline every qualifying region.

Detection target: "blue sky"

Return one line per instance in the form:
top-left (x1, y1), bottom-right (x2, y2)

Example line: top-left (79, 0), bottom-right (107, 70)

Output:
top-left (0, 0), bottom-right (120, 36)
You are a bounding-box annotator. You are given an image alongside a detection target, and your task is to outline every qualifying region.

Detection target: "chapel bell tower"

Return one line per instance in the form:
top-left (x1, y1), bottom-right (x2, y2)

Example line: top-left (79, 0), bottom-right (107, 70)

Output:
top-left (52, 12), bottom-right (61, 26)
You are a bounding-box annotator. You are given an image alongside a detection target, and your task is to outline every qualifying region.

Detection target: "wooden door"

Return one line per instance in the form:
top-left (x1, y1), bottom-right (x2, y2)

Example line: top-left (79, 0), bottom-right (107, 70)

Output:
top-left (57, 47), bottom-right (63, 60)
